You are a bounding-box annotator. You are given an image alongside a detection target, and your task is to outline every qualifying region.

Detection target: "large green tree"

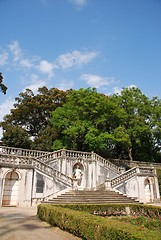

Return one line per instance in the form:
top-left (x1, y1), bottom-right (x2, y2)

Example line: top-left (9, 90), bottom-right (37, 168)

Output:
top-left (111, 87), bottom-right (161, 161)
top-left (51, 87), bottom-right (161, 161)
top-left (50, 88), bottom-right (123, 157)
top-left (1, 86), bottom-right (68, 150)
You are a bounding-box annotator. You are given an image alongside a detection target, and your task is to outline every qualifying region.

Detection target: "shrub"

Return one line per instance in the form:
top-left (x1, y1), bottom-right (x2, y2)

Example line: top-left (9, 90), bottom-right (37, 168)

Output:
top-left (37, 204), bottom-right (161, 240)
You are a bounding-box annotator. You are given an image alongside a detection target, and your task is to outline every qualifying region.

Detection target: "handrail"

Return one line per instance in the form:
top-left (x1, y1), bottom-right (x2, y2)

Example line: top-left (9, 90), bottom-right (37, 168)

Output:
top-left (0, 153), bottom-right (73, 187)
top-left (111, 166), bottom-right (156, 188)
top-left (93, 152), bottom-right (121, 174)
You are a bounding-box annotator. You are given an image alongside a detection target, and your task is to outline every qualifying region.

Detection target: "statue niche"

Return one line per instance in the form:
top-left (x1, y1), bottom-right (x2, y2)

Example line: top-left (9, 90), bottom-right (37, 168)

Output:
top-left (73, 163), bottom-right (83, 186)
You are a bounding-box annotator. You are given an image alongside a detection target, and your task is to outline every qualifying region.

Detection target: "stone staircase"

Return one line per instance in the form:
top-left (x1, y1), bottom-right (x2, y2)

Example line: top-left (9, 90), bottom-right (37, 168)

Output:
top-left (44, 190), bottom-right (139, 204)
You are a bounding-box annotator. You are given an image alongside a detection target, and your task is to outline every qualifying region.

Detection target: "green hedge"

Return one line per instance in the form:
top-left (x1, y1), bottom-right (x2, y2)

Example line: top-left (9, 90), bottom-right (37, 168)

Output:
top-left (58, 203), bottom-right (161, 218)
top-left (37, 204), bottom-right (161, 240)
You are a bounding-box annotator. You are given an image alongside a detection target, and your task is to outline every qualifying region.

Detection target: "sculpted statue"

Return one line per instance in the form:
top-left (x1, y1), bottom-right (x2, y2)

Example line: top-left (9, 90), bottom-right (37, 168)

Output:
top-left (73, 164), bottom-right (83, 186)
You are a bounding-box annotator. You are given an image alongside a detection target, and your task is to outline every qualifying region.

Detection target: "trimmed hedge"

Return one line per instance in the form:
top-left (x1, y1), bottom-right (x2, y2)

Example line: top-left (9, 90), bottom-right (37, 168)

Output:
top-left (58, 203), bottom-right (161, 218)
top-left (37, 204), bottom-right (161, 240)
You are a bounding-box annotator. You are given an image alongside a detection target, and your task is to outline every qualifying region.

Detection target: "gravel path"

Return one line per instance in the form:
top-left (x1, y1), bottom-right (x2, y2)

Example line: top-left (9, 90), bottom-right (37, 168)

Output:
top-left (0, 206), bottom-right (81, 240)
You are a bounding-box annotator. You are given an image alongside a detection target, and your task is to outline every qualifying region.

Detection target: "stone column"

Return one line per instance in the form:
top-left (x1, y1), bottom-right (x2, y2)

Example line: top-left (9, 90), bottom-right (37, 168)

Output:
top-left (105, 178), bottom-right (112, 191)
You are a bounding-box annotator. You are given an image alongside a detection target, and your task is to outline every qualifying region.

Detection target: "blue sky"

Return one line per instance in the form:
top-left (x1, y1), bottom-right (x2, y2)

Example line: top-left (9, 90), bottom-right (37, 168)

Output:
top-left (0, 0), bottom-right (161, 127)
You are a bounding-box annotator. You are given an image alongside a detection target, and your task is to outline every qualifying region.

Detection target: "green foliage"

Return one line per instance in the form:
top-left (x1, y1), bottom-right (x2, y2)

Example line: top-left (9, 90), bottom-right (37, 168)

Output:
top-left (51, 88), bottom-right (123, 157)
top-left (37, 204), bottom-right (161, 240)
top-left (57, 203), bottom-right (161, 218)
top-left (1, 125), bottom-right (32, 148)
top-left (0, 72), bottom-right (7, 94)
top-left (0, 86), bottom-right (67, 150)
top-left (116, 215), bottom-right (161, 231)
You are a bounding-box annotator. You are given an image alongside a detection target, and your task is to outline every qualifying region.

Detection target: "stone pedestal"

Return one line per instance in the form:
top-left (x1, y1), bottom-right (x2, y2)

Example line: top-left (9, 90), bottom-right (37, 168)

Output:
top-left (105, 179), bottom-right (112, 191)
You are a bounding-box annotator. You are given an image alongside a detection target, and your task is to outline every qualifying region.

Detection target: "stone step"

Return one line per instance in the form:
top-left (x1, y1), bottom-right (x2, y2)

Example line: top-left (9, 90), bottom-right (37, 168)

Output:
top-left (43, 190), bottom-right (139, 204)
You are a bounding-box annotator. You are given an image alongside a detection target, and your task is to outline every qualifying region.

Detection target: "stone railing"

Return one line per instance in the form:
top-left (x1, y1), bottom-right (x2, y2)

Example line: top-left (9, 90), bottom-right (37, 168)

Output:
top-left (111, 167), bottom-right (137, 187)
top-left (0, 146), bottom-right (121, 175)
top-left (37, 150), bottom-right (121, 174)
top-left (0, 153), bottom-right (73, 187)
top-left (93, 153), bottom-right (121, 174)
top-left (35, 149), bottom-right (93, 163)
top-left (109, 158), bottom-right (161, 169)
top-left (36, 150), bottom-right (64, 162)
top-left (138, 166), bottom-right (156, 175)
top-left (0, 146), bottom-right (49, 158)
top-left (111, 166), bottom-right (156, 188)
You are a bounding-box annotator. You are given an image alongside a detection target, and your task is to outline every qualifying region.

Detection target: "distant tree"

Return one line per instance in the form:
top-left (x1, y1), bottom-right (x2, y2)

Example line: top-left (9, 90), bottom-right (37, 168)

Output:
top-left (0, 72), bottom-right (7, 94)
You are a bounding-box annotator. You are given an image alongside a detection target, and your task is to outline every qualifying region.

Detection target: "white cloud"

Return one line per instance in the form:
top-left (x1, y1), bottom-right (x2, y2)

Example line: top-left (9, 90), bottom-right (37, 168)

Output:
top-left (69, 0), bottom-right (87, 8)
top-left (0, 99), bottom-right (15, 139)
top-left (56, 50), bottom-right (97, 69)
top-left (112, 86), bottom-right (123, 95)
top-left (8, 41), bottom-right (22, 61)
top-left (81, 74), bottom-right (115, 89)
top-left (37, 60), bottom-right (54, 78)
top-left (8, 41), bottom-right (34, 69)
top-left (20, 59), bottom-right (33, 68)
top-left (113, 84), bottom-right (137, 95)
top-left (58, 80), bottom-right (74, 90)
top-left (23, 74), bottom-right (46, 94)
top-left (127, 84), bottom-right (137, 89)
top-left (0, 52), bottom-right (8, 66)
top-left (0, 99), bottom-right (14, 122)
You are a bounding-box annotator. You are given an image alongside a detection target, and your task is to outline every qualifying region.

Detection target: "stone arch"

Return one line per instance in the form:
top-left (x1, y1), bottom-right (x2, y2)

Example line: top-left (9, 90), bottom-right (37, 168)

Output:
top-left (2, 170), bottom-right (20, 206)
top-left (144, 178), bottom-right (151, 203)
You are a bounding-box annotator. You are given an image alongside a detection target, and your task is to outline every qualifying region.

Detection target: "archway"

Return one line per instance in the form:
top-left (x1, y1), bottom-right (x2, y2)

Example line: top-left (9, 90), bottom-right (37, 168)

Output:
top-left (144, 179), bottom-right (151, 203)
top-left (2, 171), bottom-right (19, 206)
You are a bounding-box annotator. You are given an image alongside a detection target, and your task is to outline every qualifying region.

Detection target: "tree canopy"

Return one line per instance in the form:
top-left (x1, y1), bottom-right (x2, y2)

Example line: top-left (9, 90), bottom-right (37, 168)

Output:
top-left (1, 86), bottom-right (161, 162)
top-left (0, 86), bottom-right (68, 150)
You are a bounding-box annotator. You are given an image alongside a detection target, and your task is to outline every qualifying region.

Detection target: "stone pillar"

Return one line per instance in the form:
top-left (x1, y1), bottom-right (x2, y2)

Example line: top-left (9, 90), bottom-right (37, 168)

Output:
top-left (153, 176), bottom-right (160, 203)
top-left (105, 179), bottom-right (112, 191)
top-left (72, 178), bottom-right (78, 190)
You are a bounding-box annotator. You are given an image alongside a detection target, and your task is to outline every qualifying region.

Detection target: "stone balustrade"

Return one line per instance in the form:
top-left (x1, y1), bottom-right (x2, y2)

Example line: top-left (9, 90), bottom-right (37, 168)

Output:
top-left (0, 146), bottom-right (121, 175)
top-left (35, 149), bottom-right (93, 162)
top-left (111, 166), bottom-right (156, 188)
top-left (0, 145), bottom-right (48, 158)
top-left (138, 166), bottom-right (156, 174)
top-left (93, 153), bottom-right (121, 174)
top-left (0, 153), bottom-right (73, 187)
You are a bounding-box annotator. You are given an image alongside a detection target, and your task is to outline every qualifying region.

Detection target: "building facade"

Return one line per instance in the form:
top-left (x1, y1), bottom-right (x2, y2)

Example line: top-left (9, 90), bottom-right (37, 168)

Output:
top-left (0, 146), bottom-right (160, 206)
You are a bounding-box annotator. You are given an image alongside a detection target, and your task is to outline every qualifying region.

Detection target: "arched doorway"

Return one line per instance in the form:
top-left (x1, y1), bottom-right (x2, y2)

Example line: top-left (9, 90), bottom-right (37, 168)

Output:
top-left (2, 171), bottom-right (19, 206)
top-left (144, 179), bottom-right (151, 203)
